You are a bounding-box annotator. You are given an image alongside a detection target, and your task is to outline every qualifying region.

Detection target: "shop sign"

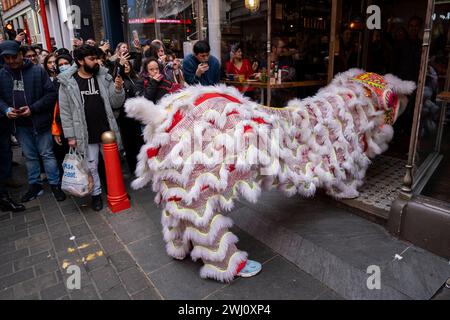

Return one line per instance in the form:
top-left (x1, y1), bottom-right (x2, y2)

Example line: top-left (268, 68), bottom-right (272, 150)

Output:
top-left (433, 13), bottom-right (450, 21)
top-left (129, 18), bottom-right (191, 24)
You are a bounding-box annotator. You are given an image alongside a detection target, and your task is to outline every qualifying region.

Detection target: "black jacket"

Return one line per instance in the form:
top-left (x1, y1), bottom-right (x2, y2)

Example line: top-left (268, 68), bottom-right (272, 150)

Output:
top-left (0, 60), bottom-right (57, 133)
top-left (136, 75), bottom-right (173, 104)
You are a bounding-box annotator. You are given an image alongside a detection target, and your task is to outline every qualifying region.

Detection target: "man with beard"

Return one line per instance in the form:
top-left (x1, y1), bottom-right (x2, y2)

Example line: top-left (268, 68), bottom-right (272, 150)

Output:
top-left (58, 45), bottom-right (125, 211)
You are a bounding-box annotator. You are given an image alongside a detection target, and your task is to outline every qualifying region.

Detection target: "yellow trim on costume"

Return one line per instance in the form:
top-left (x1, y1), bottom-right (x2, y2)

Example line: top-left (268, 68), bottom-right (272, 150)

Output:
top-left (165, 180), bottom-right (257, 220)
top-left (185, 214), bottom-right (223, 237)
top-left (192, 232), bottom-right (235, 254)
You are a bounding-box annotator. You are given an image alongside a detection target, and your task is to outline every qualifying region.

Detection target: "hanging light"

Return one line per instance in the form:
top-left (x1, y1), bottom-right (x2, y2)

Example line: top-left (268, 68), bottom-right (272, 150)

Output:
top-left (245, 0), bottom-right (260, 12)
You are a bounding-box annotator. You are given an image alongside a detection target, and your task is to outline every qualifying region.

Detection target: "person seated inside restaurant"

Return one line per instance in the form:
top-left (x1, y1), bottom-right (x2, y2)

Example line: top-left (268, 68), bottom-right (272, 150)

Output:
top-left (225, 43), bottom-right (259, 99)
top-left (270, 38), bottom-right (296, 107)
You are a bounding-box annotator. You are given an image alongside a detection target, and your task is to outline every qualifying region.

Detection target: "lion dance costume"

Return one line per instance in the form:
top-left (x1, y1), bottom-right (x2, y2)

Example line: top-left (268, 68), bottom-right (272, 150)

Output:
top-left (125, 69), bottom-right (416, 282)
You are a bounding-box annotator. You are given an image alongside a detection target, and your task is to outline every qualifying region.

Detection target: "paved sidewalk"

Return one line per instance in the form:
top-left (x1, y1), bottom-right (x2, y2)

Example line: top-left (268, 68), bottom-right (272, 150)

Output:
top-left (3, 148), bottom-right (448, 300)
top-left (0, 149), bottom-right (341, 300)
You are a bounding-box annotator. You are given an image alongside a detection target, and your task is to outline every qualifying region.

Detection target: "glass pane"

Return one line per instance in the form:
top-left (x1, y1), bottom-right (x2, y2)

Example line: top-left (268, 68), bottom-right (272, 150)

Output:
top-left (214, 0), bottom-right (330, 107)
top-left (217, 0), bottom-right (268, 103)
top-left (415, 15), bottom-right (446, 170)
top-left (269, 0), bottom-right (331, 107)
top-left (419, 1), bottom-right (450, 202)
top-left (334, 0), bottom-right (428, 160)
top-left (126, 0), bottom-right (197, 58)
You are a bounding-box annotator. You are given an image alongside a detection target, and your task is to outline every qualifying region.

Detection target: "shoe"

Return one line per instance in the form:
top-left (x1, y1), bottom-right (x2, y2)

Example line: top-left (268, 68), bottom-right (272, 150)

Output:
top-left (21, 184), bottom-right (44, 203)
top-left (236, 260), bottom-right (262, 278)
top-left (51, 185), bottom-right (66, 202)
top-left (92, 195), bottom-right (103, 211)
top-left (10, 135), bottom-right (19, 147)
top-left (0, 195), bottom-right (26, 212)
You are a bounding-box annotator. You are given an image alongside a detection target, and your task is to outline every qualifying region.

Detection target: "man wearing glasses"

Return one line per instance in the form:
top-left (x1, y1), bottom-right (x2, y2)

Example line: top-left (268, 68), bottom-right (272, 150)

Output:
top-left (22, 46), bottom-right (39, 65)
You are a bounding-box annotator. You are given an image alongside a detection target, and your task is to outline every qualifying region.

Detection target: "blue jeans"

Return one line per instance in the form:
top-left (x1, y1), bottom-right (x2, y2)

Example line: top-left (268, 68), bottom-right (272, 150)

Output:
top-left (0, 127), bottom-right (12, 195)
top-left (15, 126), bottom-right (60, 186)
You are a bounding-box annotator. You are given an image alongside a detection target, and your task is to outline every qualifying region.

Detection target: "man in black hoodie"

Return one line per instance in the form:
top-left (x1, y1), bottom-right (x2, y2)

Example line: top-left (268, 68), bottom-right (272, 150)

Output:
top-left (0, 41), bottom-right (66, 203)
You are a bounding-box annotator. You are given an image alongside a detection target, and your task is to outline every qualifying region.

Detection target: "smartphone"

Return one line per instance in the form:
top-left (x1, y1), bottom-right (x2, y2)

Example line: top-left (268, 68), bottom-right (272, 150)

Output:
top-left (128, 52), bottom-right (138, 60)
top-left (16, 29), bottom-right (26, 42)
top-left (14, 107), bottom-right (25, 114)
top-left (113, 65), bottom-right (122, 79)
top-left (132, 30), bottom-right (139, 42)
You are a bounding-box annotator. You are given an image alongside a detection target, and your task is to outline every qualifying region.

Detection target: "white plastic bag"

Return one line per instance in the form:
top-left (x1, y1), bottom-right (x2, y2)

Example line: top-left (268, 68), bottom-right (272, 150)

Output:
top-left (61, 148), bottom-right (94, 197)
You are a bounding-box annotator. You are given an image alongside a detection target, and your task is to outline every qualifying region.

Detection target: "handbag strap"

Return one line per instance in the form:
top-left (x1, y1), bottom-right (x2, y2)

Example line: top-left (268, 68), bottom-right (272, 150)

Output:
top-left (69, 147), bottom-right (84, 161)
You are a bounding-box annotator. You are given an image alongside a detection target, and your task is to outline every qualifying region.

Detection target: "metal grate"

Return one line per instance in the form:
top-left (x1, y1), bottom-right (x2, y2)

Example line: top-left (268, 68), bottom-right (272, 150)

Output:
top-left (339, 155), bottom-right (407, 219)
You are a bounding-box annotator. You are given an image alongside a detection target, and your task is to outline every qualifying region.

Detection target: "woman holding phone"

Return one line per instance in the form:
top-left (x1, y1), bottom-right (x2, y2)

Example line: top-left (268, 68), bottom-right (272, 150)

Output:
top-left (136, 58), bottom-right (180, 104)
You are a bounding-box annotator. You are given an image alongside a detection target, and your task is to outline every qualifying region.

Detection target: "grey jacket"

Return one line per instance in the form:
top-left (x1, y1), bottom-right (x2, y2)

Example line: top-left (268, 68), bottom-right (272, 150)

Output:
top-left (58, 64), bottom-right (125, 156)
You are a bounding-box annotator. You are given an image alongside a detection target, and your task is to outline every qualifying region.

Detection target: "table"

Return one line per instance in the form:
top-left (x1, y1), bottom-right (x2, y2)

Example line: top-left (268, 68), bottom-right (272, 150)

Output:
top-left (223, 79), bottom-right (328, 105)
top-left (437, 91), bottom-right (450, 102)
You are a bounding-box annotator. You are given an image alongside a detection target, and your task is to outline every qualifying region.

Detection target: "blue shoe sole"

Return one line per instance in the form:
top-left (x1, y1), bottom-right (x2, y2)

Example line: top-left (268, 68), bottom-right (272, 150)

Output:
top-left (237, 260), bottom-right (262, 278)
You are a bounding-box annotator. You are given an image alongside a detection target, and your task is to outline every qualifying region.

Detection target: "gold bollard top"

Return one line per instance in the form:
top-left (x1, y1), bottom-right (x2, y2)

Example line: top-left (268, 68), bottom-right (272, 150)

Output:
top-left (101, 131), bottom-right (116, 144)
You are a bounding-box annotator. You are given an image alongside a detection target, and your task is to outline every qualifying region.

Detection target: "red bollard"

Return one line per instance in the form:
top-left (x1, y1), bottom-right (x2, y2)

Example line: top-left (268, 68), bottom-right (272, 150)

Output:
top-left (101, 131), bottom-right (131, 213)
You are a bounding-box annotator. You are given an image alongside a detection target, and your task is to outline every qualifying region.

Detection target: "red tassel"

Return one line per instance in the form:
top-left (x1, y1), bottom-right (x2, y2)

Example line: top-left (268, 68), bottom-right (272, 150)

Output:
top-left (252, 117), bottom-right (268, 125)
top-left (236, 260), bottom-right (247, 274)
top-left (166, 110), bottom-right (184, 133)
top-left (227, 110), bottom-right (240, 116)
top-left (147, 147), bottom-right (161, 159)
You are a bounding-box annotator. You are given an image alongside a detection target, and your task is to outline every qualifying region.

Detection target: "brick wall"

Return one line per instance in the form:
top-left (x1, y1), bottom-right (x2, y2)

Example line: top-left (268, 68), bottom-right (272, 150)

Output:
top-left (90, 0), bottom-right (104, 44)
top-left (2, 0), bottom-right (25, 12)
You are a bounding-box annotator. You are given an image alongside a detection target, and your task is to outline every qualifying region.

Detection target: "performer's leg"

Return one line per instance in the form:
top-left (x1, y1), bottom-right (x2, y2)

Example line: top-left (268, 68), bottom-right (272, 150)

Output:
top-left (184, 213), bottom-right (248, 283)
top-left (160, 183), bottom-right (262, 282)
top-left (161, 208), bottom-right (191, 260)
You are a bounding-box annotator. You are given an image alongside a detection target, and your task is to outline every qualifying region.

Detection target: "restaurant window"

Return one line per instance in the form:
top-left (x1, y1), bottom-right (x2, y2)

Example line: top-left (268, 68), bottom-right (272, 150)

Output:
top-left (328, 0), bottom-right (428, 162)
top-left (417, 0), bottom-right (450, 203)
top-left (217, 0), bottom-right (331, 108)
top-left (126, 0), bottom-right (200, 59)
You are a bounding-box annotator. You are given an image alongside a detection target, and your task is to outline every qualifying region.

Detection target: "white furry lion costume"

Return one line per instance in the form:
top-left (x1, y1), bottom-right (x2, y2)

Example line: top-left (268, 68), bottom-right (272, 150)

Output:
top-left (125, 69), bottom-right (416, 282)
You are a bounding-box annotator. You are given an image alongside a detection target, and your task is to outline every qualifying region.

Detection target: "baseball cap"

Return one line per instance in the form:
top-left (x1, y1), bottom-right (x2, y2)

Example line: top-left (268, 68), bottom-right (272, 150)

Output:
top-left (55, 54), bottom-right (73, 66)
top-left (0, 40), bottom-right (20, 57)
top-left (54, 47), bottom-right (70, 56)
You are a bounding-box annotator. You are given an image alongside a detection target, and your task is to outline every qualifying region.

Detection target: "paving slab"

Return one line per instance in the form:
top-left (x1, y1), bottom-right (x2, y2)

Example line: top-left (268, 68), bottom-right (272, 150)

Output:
top-left (230, 191), bottom-right (450, 300)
